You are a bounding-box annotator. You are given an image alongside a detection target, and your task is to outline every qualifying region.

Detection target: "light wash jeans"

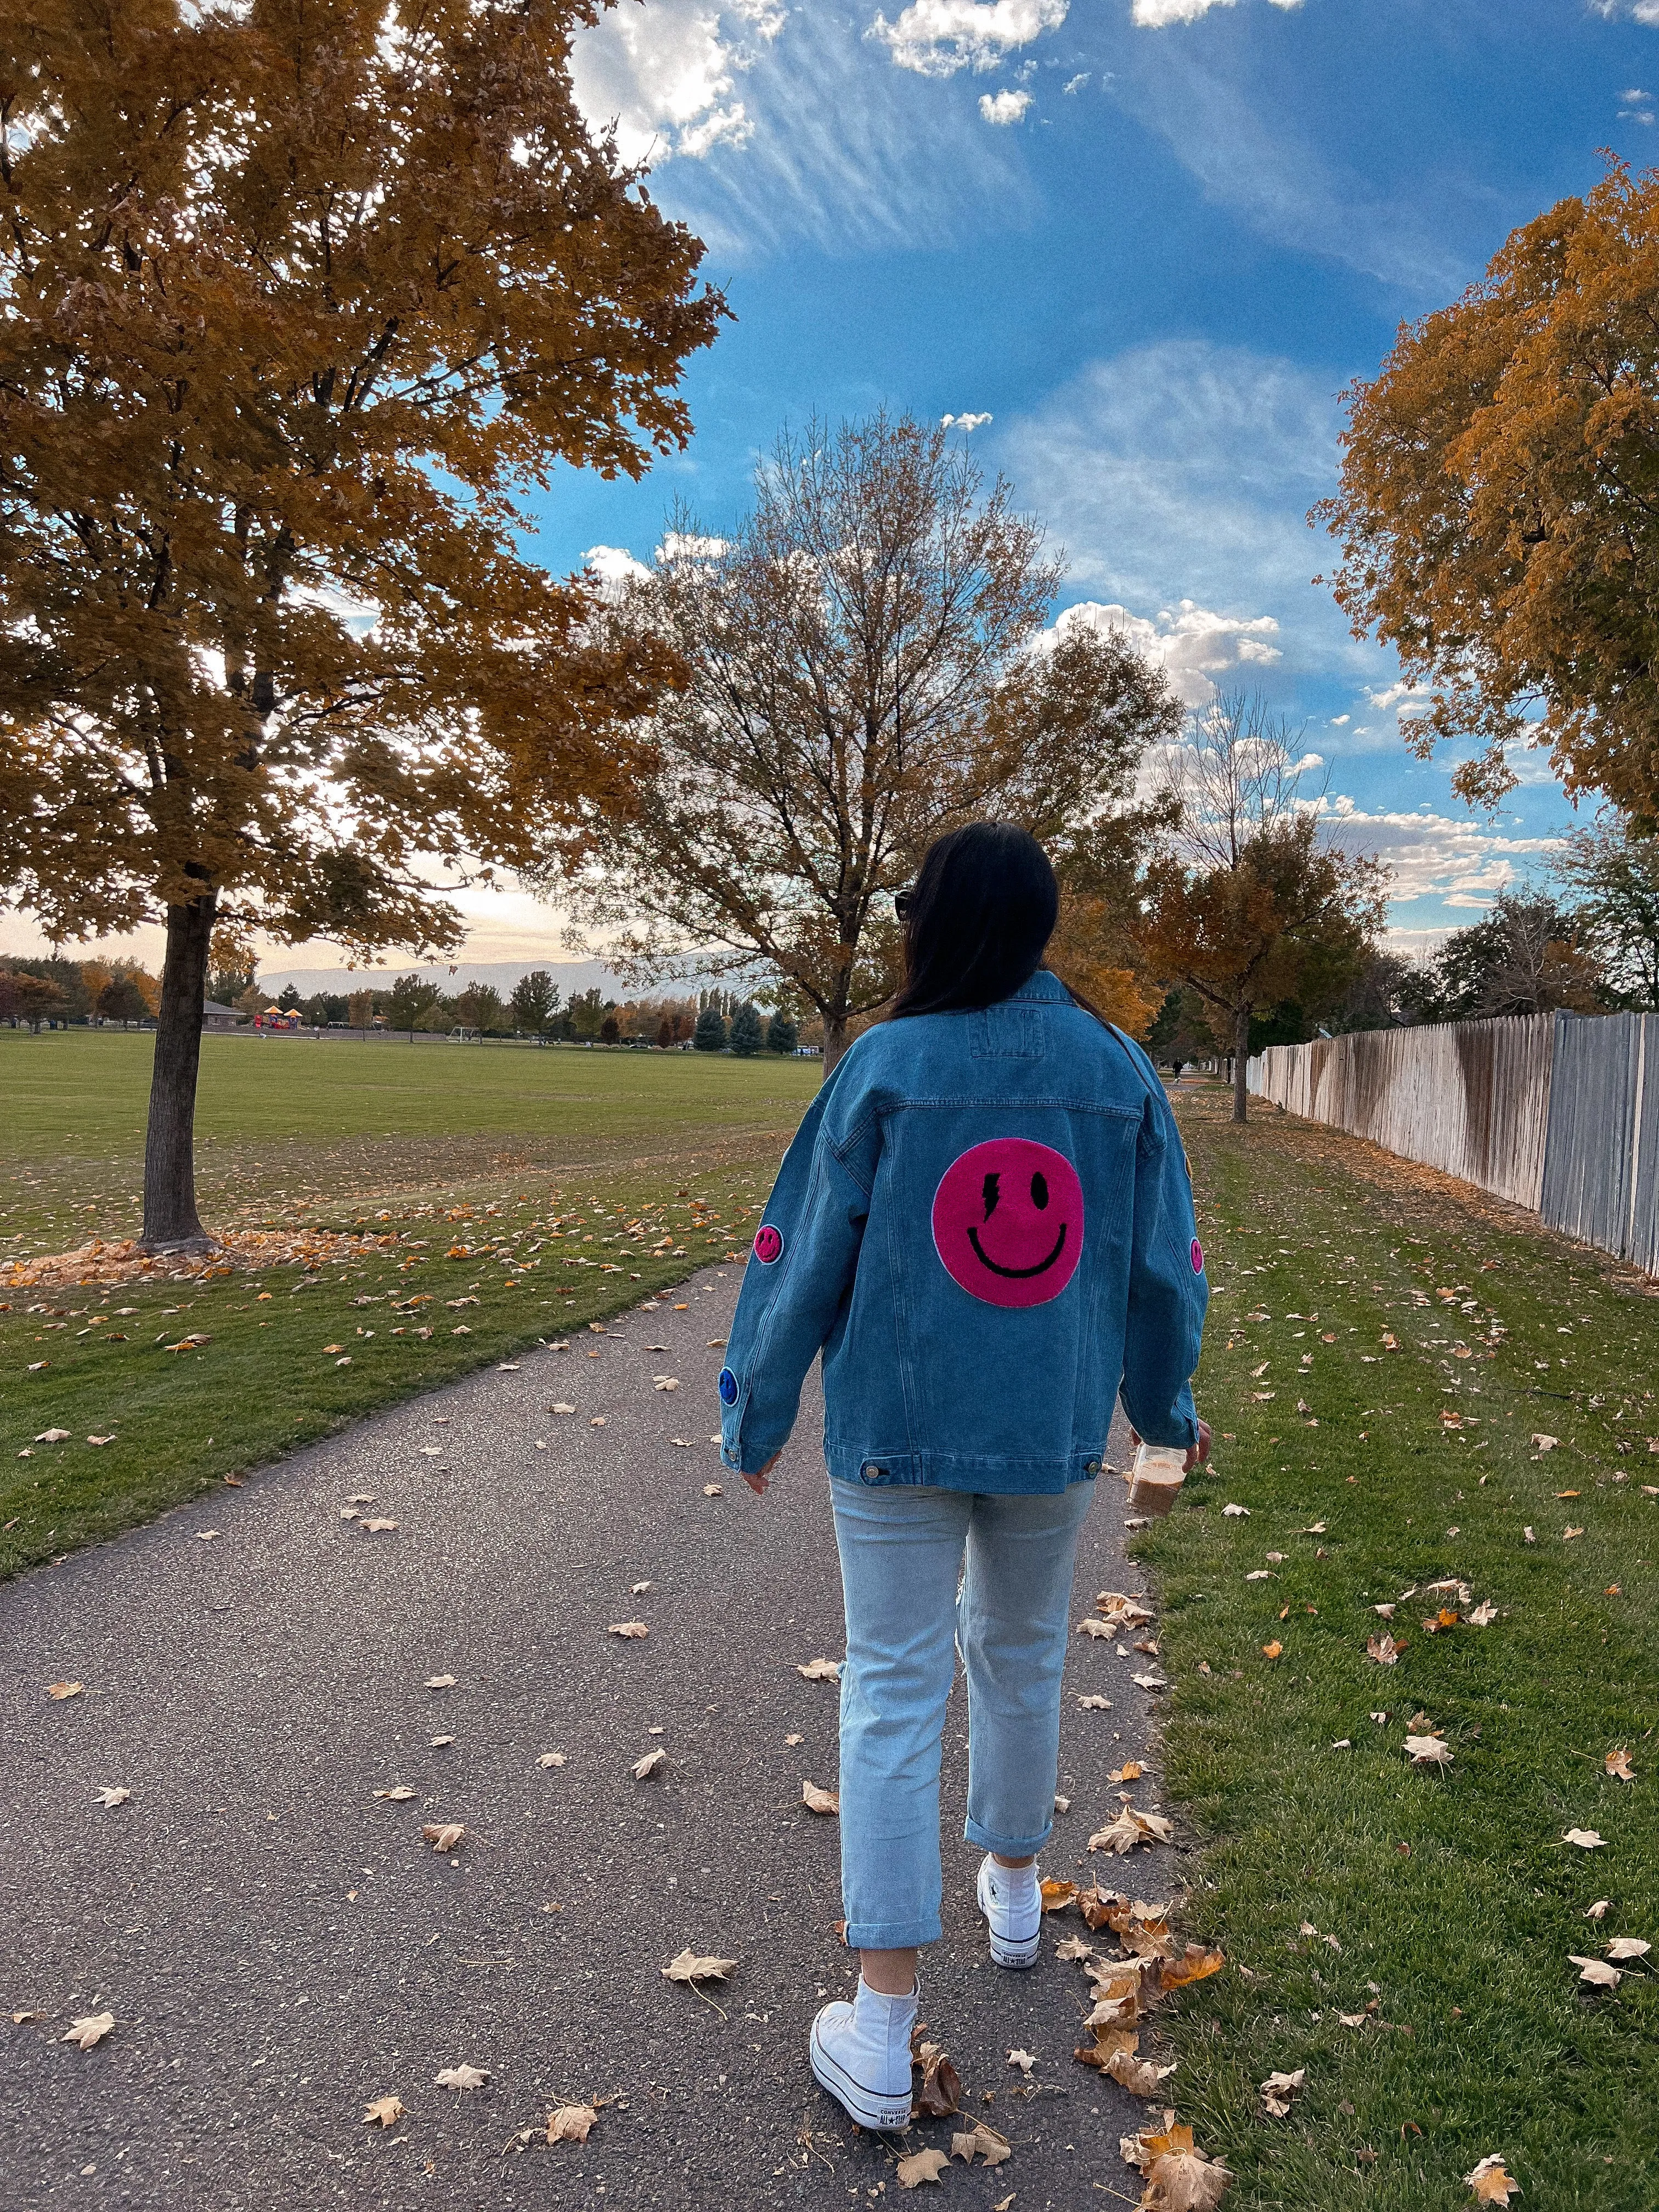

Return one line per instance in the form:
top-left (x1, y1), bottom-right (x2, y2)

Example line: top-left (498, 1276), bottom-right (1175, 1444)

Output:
top-left (830, 1476), bottom-right (1098, 1951)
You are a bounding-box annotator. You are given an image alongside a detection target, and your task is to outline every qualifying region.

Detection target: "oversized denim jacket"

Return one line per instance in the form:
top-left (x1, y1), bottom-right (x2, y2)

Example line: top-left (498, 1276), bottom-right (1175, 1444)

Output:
top-left (717, 971), bottom-right (1207, 1494)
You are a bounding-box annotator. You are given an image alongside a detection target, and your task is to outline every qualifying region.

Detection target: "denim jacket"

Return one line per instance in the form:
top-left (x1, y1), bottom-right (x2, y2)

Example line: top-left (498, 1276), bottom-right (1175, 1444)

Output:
top-left (717, 971), bottom-right (1207, 1494)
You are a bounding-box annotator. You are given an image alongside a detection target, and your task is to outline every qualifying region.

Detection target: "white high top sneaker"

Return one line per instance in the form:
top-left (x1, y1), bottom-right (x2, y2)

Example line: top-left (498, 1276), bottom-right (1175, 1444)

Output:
top-left (809, 1977), bottom-right (918, 2132)
top-left (976, 1853), bottom-right (1042, 1967)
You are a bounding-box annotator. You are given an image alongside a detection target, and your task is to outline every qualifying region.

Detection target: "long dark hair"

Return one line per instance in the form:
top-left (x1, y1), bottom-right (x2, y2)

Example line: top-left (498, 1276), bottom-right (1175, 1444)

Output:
top-left (888, 822), bottom-right (1060, 1020)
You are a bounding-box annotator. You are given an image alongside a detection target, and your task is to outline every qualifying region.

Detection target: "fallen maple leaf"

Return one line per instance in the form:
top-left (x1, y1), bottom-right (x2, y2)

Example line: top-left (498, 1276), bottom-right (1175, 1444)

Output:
top-left (1404, 1734), bottom-right (1453, 1767)
top-left (538, 1751), bottom-right (566, 1769)
top-left (1366, 1633), bottom-right (1406, 1666)
top-left (92, 1786), bottom-right (130, 1808)
top-left (1077, 1617), bottom-right (1117, 1640)
top-left (63, 2012), bottom-right (115, 2050)
top-left (913, 2039), bottom-right (963, 2118)
top-left (363, 2095), bottom-right (404, 2128)
top-left (422, 1822), bottom-right (466, 1852)
top-left (1055, 1934), bottom-right (1094, 1961)
top-left (550, 1402), bottom-right (576, 1415)
top-left (373, 1786), bottom-right (416, 1802)
top-left (1222, 1503), bottom-right (1250, 1517)
top-left (1007, 2047), bottom-right (1037, 2073)
top-left (1531, 1434), bottom-right (1559, 1451)
top-left (1564, 1828), bottom-right (1606, 1850)
top-left (1090, 1807), bottom-right (1175, 1854)
top-left (896, 2147), bottom-right (951, 2187)
top-left (1108, 2046), bottom-right (1178, 2096)
top-left (653, 1376), bottom-right (680, 1391)
top-left (434, 2063), bottom-right (488, 2090)
top-left (1607, 1936), bottom-right (1650, 1960)
top-left (1605, 1748), bottom-right (1636, 1781)
top-left (1584, 1899), bottom-right (1611, 1920)
top-left (802, 1779), bottom-right (840, 1814)
top-left (702, 1482), bottom-right (723, 1496)
top-left (1569, 1953), bottom-right (1621, 1987)
top-left (1079, 1693), bottom-right (1113, 1711)
top-left (547, 2103), bottom-right (597, 2143)
top-left (1261, 1641), bottom-right (1283, 1661)
top-left (795, 1657), bottom-right (842, 1681)
top-left (1039, 1877), bottom-right (1079, 1912)
top-left (1467, 1601), bottom-right (1499, 1627)
top-left (359, 1517), bottom-right (399, 1533)
top-left (1260, 2067), bottom-right (1306, 2117)
top-left (47, 1680), bottom-right (83, 1701)
top-left (425, 1674), bottom-right (456, 1689)
top-left (1160, 1944), bottom-right (1226, 1991)
top-left (1109, 1761), bottom-right (1144, 1785)
top-left (607, 1621), bottom-right (649, 1639)
top-left (1137, 2123), bottom-right (1233, 2211)
top-left (662, 1948), bottom-right (736, 1983)
top-left (1465, 2153), bottom-right (1522, 2204)
top-left (950, 2121), bottom-right (1013, 2166)
top-left (633, 1750), bottom-right (666, 1781)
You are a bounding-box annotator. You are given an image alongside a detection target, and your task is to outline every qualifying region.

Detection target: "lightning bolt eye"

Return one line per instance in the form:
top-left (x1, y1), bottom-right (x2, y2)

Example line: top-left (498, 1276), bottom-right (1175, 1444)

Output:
top-left (981, 1172), bottom-right (1001, 1221)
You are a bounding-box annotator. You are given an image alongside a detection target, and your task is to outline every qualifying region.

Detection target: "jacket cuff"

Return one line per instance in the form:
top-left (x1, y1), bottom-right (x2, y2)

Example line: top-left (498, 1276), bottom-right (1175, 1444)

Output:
top-left (1120, 1384), bottom-right (1198, 1453)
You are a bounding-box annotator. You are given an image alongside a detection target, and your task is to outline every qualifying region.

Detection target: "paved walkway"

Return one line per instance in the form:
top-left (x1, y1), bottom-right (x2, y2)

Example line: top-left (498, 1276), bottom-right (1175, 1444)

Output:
top-left (1, 1266), bottom-right (1175, 2209)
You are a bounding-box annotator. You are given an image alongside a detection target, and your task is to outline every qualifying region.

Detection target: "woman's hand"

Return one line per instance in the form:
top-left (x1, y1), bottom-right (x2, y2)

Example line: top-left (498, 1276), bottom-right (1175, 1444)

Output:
top-left (743, 1452), bottom-right (781, 1497)
top-left (1127, 1421), bottom-right (1212, 1474)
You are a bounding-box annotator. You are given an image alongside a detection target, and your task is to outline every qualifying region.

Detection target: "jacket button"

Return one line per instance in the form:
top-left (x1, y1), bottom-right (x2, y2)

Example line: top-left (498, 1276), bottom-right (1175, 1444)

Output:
top-left (1085, 1460), bottom-right (1100, 1476)
top-left (861, 1463), bottom-right (881, 1484)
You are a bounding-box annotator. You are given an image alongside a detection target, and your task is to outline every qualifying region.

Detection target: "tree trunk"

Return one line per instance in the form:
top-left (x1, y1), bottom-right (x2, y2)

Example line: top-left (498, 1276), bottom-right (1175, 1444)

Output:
top-left (141, 891), bottom-right (217, 1251)
top-left (821, 1017), bottom-right (849, 1076)
top-left (1232, 1001), bottom-right (1252, 1125)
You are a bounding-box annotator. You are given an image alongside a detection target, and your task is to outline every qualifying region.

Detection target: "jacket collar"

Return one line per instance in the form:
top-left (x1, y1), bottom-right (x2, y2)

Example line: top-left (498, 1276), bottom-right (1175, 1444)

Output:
top-left (1006, 969), bottom-right (1070, 1006)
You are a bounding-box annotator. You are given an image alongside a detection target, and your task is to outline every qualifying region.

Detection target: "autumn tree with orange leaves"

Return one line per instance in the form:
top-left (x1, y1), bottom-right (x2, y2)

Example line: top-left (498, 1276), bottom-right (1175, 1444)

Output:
top-left (1319, 159), bottom-right (1659, 825)
top-left (0, 0), bottom-right (723, 1248)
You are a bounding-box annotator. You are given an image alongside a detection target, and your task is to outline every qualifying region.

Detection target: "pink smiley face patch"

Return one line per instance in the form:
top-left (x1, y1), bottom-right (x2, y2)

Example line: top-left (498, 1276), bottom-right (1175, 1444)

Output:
top-left (753, 1224), bottom-right (783, 1265)
top-left (932, 1138), bottom-right (1085, 1309)
top-left (1191, 1237), bottom-right (1204, 1274)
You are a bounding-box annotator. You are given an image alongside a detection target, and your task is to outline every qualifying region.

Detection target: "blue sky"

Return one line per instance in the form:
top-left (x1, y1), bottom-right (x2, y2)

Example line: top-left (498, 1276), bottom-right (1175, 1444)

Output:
top-left (11, 0), bottom-right (1657, 975)
top-left (535, 0), bottom-right (1659, 956)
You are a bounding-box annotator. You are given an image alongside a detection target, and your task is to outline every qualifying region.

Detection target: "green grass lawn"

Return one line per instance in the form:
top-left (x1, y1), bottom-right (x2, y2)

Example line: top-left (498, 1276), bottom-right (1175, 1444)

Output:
top-left (1, 1029), bottom-right (818, 1578)
top-left (1147, 1089), bottom-right (1659, 2210)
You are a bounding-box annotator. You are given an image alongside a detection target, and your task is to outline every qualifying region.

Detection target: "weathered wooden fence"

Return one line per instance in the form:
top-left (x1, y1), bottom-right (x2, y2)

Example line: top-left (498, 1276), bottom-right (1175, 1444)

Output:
top-left (1248, 1014), bottom-right (1556, 1209)
top-left (1539, 1014), bottom-right (1659, 1278)
top-left (1248, 1011), bottom-right (1658, 1276)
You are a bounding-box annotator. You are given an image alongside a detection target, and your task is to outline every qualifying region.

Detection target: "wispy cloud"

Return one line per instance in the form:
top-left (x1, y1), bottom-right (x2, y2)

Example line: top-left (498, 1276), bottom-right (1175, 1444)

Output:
top-left (997, 339), bottom-right (1363, 678)
top-left (1131, 0), bottom-right (1303, 23)
top-left (867, 0), bottom-right (1068, 76)
top-left (1590, 2), bottom-right (1659, 25)
top-left (627, 5), bottom-right (1039, 257)
top-left (1316, 796), bottom-right (1563, 909)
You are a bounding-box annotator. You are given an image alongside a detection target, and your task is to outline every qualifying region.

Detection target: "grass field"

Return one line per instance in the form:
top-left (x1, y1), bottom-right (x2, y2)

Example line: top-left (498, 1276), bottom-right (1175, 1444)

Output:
top-left (1, 1029), bottom-right (818, 1578)
top-left (7, 1029), bottom-right (1658, 2203)
top-left (1147, 1090), bottom-right (1659, 2209)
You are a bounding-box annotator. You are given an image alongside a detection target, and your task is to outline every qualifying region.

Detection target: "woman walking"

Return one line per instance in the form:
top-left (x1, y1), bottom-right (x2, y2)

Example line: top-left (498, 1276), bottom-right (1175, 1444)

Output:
top-left (715, 822), bottom-right (1210, 2131)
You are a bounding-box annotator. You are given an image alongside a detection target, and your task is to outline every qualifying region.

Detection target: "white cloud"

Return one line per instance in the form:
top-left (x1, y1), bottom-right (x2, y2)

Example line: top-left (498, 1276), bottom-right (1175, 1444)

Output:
top-left (1621, 88), bottom-right (1654, 100)
top-left (867, 0), bottom-right (1068, 77)
top-left (999, 341), bottom-right (1365, 680)
top-left (1597, 1), bottom-right (1659, 22)
top-left (941, 410), bottom-right (994, 430)
top-left (1330, 714), bottom-right (1349, 726)
top-left (1314, 796), bottom-right (1563, 908)
top-left (1132, 0), bottom-right (1302, 22)
top-left (979, 87), bottom-right (1033, 122)
top-left (1365, 679), bottom-right (1433, 719)
top-left (568, 0), bottom-right (783, 167)
top-left (1041, 597), bottom-right (1282, 706)
top-left (583, 544), bottom-right (652, 592)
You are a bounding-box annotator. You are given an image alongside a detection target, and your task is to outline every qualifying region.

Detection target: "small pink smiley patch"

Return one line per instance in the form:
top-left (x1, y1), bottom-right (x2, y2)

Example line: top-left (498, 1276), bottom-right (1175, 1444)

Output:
top-left (753, 1223), bottom-right (783, 1265)
top-left (1191, 1237), bottom-right (1204, 1274)
top-left (932, 1138), bottom-right (1084, 1309)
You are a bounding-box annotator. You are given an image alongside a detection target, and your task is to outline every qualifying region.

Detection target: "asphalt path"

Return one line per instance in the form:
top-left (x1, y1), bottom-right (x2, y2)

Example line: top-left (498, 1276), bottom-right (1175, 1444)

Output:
top-left (1, 1265), bottom-right (1181, 2209)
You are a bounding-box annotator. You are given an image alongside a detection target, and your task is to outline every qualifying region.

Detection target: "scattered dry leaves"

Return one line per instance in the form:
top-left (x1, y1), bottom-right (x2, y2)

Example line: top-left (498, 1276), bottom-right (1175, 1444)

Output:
top-left (63, 2013), bottom-right (114, 2050)
top-left (422, 1822), bottom-right (466, 1853)
top-left (896, 2147), bottom-right (951, 2187)
top-left (547, 2103), bottom-right (598, 2144)
top-left (363, 2096), bottom-right (404, 2128)
top-left (1465, 2154), bottom-right (1522, 2204)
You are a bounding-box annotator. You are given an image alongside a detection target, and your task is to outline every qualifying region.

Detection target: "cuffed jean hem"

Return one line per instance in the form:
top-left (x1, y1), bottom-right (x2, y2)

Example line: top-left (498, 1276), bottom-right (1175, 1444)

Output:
top-left (845, 1914), bottom-right (943, 1950)
top-left (963, 1815), bottom-right (1052, 1857)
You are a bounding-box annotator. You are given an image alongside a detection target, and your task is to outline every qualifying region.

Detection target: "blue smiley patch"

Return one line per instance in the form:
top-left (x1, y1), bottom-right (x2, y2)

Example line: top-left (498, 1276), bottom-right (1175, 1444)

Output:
top-left (718, 1366), bottom-right (740, 1406)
